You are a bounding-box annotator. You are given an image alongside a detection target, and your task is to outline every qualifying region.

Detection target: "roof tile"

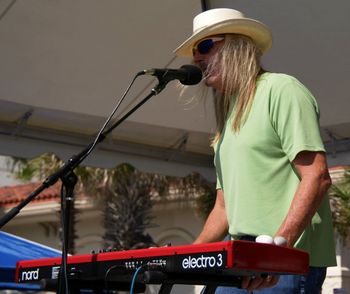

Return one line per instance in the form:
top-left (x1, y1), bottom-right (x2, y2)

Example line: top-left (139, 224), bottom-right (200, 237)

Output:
top-left (0, 182), bottom-right (61, 208)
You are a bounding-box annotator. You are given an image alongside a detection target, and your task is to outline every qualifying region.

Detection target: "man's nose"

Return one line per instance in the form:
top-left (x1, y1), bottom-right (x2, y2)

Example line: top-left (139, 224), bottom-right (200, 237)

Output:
top-left (192, 50), bottom-right (202, 63)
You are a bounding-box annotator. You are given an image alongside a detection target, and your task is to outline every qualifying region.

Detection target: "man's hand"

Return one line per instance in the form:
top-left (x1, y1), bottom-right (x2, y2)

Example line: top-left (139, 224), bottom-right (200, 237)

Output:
top-left (241, 274), bottom-right (279, 291)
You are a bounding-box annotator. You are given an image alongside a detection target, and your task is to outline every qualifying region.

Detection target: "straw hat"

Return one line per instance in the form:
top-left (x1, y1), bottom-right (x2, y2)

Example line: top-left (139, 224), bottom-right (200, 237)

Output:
top-left (175, 8), bottom-right (272, 57)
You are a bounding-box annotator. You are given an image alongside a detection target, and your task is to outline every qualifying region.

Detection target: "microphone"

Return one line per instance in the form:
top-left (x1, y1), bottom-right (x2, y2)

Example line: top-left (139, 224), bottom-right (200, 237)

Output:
top-left (142, 65), bottom-right (202, 85)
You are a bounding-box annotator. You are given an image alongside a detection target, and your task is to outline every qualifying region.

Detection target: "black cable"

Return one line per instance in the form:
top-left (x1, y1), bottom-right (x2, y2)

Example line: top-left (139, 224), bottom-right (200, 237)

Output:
top-left (0, 0), bottom-right (17, 22)
top-left (56, 72), bottom-right (146, 294)
top-left (201, 0), bottom-right (209, 11)
top-left (82, 71), bottom-right (144, 161)
top-left (104, 264), bottom-right (126, 291)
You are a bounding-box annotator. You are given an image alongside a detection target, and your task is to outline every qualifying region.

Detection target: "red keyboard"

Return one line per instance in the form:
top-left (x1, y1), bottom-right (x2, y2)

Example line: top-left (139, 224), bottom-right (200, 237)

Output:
top-left (16, 240), bottom-right (308, 292)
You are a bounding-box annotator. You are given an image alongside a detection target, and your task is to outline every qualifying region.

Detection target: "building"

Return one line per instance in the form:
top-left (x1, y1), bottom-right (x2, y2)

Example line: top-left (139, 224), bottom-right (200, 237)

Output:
top-left (0, 169), bottom-right (206, 294)
top-left (1, 164), bottom-right (350, 293)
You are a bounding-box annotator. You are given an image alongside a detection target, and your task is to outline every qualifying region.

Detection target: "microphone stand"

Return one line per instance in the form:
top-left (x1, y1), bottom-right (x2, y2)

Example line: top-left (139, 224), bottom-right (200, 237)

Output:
top-left (0, 79), bottom-right (169, 294)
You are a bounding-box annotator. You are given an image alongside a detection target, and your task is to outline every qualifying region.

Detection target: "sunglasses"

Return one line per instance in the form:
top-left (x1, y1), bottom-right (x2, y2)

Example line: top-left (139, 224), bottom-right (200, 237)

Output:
top-left (192, 36), bottom-right (225, 55)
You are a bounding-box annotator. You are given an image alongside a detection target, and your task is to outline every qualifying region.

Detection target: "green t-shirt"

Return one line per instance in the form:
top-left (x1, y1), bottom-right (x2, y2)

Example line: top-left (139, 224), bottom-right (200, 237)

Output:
top-left (214, 72), bottom-right (336, 266)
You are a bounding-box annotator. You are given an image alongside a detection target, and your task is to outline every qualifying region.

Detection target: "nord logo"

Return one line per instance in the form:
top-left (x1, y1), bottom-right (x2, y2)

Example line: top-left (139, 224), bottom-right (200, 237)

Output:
top-left (21, 269), bottom-right (39, 281)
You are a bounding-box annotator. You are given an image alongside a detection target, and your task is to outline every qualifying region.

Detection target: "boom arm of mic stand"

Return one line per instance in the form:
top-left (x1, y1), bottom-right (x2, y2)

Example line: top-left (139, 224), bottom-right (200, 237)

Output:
top-left (0, 80), bottom-right (166, 228)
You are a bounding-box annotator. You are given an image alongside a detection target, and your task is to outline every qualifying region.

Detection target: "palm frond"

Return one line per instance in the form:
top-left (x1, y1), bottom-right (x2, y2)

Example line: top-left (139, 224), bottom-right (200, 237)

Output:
top-left (329, 169), bottom-right (350, 244)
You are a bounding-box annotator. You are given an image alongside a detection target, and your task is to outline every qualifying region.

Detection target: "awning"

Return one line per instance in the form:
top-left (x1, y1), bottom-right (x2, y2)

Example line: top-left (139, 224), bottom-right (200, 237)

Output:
top-left (0, 0), bottom-right (349, 177)
top-left (0, 231), bottom-right (60, 286)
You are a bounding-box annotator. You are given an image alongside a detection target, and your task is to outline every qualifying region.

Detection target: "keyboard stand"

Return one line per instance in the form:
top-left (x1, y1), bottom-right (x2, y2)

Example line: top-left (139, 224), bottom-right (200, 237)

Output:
top-left (144, 270), bottom-right (241, 294)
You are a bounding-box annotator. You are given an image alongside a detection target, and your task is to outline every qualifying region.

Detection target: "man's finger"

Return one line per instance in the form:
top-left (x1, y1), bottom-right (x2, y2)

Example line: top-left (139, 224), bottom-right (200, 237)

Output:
top-left (244, 276), bottom-right (265, 291)
top-left (256, 275), bottom-right (280, 290)
top-left (241, 276), bottom-right (252, 289)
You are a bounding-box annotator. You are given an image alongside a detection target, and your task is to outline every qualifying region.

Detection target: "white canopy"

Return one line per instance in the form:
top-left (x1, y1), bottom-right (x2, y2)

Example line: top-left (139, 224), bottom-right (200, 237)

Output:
top-left (0, 0), bottom-right (349, 181)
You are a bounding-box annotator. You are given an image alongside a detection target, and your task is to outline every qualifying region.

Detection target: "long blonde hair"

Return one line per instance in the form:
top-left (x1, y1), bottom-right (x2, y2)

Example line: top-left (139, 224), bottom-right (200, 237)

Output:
top-left (208, 34), bottom-right (262, 143)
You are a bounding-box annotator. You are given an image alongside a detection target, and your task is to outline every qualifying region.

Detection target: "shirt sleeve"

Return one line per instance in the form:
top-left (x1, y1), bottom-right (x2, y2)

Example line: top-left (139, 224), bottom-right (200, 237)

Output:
top-left (269, 77), bottom-right (325, 162)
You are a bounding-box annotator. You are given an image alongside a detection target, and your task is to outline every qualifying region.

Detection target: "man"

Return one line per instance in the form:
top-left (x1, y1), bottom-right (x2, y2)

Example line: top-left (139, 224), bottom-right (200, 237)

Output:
top-left (175, 8), bottom-right (336, 293)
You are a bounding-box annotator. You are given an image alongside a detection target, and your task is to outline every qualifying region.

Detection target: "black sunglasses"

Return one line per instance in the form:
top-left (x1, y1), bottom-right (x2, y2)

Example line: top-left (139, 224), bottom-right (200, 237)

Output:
top-left (192, 36), bottom-right (225, 55)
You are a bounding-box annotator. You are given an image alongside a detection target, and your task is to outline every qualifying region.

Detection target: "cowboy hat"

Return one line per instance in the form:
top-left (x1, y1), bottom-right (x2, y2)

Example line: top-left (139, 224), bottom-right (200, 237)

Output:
top-left (175, 8), bottom-right (272, 57)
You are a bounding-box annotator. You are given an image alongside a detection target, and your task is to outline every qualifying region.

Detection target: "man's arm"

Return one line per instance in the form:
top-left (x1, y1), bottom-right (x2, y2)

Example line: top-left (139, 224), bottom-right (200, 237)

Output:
top-left (274, 151), bottom-right (332, 247)
top-left (194, 189), bottom-right (229, 244)
top-left (243, 151), bottom-right (330, 291)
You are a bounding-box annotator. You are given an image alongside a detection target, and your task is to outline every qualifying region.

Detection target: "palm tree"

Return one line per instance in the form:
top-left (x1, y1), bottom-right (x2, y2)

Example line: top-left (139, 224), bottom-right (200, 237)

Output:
top-left (13, 153), bottom-right (217, 252)
top-left (329, 169), bottom-right (350, 244)
top-left (13, 154), bottom-right (167, 251)
top-left (100, 164), bottom-right (167, 250)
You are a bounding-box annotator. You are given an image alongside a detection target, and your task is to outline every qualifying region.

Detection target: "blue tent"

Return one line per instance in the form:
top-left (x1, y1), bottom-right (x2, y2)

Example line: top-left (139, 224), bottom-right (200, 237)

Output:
top-left (0, 231), bottom-right (61, 290)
